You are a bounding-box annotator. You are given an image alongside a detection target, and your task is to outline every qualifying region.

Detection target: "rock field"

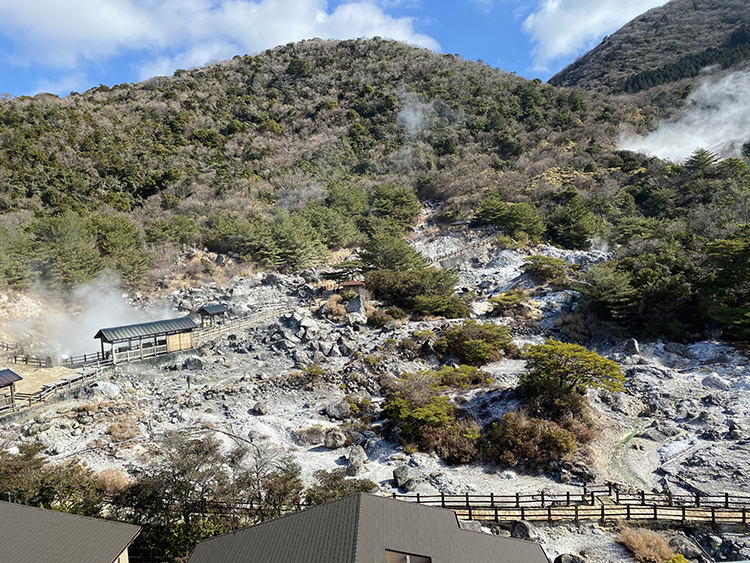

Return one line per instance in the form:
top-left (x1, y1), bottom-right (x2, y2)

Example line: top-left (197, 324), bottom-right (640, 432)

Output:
top-left (2, 230), bottom-right (750, 562)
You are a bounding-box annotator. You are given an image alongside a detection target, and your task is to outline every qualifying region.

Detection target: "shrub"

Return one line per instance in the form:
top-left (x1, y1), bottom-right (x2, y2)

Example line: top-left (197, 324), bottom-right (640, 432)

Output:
top-left (382, 371), bottom-right (480, 464)
top-left (434, 365), bottom-right (491, 388)
top-left (410, 295), bottom-right (471, 319)
top-left (485, 412), bottom-right (576, 467)
top-left (106, 420), bottom-right (139, 441)
top-left (434, 321), bottom-right (515, 365)
top-left (489, 289), bottom-right (526, 315)
top-left (522, 255), bottom-right (570, 285)
top-left (616, 526), bottom-right (675, 563)
top-left (367, 309), bottom-right (395, 327)
top-left (305, 469), bottom-right (377, 505)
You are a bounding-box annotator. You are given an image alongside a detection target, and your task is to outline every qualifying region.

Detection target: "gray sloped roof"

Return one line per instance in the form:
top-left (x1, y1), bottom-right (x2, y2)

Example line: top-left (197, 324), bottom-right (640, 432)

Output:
top-left (187, 493), bottom-right (549, 563)
top-left (0, 368), bottom-right (22, 387)
top-left (94, 316), bottom-right (197, 343)
top-left (197, 304), bottom-right (229, 315)
top-left (0, 500), bottom-right (140, 563)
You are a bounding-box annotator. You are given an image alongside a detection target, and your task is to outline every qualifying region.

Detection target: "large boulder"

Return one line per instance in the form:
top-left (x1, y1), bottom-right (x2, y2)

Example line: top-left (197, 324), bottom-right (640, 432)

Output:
top-left (347, 445), bottom-right (368, 465)
top-left (253, 401), bottom-right (269, 415)
top-left (326, 401), bottom-right (351, 420)
top-left (668, 535), bottom-right (704, 560)
top-left (393, 465), bottom-right (410, 488)
top-left (183, 356), bottom-right (205, 371)
top-left (510, 520), bottom-right (538, 541)
top-left (324, 429), bottom-right (347, 449)
top-left (85, 381), bottom-right (121, 399)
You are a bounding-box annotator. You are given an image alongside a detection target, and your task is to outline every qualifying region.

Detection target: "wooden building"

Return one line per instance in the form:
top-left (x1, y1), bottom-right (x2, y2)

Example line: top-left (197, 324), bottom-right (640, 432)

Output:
top-left (0, 500), bottom-right (140, 563)
top-left (0, 369), bottom-right (21, 413)
top-left (197, 304), bottom-right (229, 327)
top-left (94, 317), bottom-right (197, 364)
top-left (341, 280), bottom-right (367, 296)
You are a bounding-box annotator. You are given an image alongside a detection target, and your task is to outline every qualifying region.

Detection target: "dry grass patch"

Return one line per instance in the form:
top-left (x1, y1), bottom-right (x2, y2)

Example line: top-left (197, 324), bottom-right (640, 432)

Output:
top-left (106, 419), bottom-right (140, 441)
top-left (616, 525), bottom-right (675, 563)
top-left (97, 468), bottom-right (131, 494)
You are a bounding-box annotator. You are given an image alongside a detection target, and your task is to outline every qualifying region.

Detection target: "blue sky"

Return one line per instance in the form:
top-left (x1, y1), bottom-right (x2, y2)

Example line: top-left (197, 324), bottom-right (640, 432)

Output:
top-left (0, 0), bottom-right (667, 98)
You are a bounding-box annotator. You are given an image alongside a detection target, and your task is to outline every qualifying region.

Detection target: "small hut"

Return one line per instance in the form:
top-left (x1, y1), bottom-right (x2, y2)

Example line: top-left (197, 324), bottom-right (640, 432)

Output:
top-left (341, 280), bottom-right (366, 296)
top-left (0, 369), bottom-right (22, 413)
top-left (94, 317), bottom-right (197, 364)
top-left (196, 304), bottom-right (229, 327)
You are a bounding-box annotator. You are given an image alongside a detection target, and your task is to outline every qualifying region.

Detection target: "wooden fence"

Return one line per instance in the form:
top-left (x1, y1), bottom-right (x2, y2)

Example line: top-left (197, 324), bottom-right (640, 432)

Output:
top-left (193, 305), bottom-right (292, 346)
top-left (13, 367), bottom-right (102, 408)
top-left (394, 486), bottom-right (750, 527)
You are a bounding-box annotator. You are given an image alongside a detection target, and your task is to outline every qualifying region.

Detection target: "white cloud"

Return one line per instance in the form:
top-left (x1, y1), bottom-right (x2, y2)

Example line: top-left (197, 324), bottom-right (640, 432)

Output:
top-left (619, 71), bottom-right (750, 162)
top-left (32, 72), bottom-right (92, 96)
top-left (522, 0), bottom-right (668, 71)
top-left (471, 0), bottom-right (495, 14)
top-left (0, 0), bottom-right (438, 81)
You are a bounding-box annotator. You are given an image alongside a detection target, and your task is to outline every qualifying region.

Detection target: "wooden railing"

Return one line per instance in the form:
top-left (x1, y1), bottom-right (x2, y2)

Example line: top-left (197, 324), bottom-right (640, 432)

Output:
top-left (12, 367), bottom-right (102, 408)
top-left (394, 485), bottom-right (750, 526)
top-left (193, 305), bottom-right (293, 345)
top-left (113, 345), bottom-right (167, 364)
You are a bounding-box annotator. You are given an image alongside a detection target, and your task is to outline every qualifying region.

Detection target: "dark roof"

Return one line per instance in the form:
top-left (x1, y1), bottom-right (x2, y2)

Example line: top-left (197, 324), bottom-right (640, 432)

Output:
top-left (0, 500), bottom-right (140, 563)
top-left (0, 368), bottom-right (22, 387)
top-left (197, 304), bottom-right (229, 316)
top-left (187, 493), bottom-right (548, 563)
top-left (94, 316), bottom-right (197, 343)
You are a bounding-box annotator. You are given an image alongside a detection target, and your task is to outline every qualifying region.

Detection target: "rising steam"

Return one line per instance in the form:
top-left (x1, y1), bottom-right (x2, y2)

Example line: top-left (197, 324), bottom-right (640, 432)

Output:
top-left (619, 71), bottom-right (750, 162)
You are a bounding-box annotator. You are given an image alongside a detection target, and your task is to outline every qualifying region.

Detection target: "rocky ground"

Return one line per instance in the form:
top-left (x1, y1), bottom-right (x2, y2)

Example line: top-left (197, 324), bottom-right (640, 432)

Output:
top-left (2, 229), bottom-right (750, 562)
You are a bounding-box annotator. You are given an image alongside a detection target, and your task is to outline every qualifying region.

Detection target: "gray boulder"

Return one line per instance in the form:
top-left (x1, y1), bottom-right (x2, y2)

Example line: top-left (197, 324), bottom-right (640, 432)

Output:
top-left (401, 478), bottom-right (418, 492)
top-left (393, 465), bottom-right (410, 488)
top-left (326, 401), bottom-right (351, 420)
top-left (324, 429), bottom-right (347, 449)
top-left (346, 295), bottom-right (367, 315)
top-left (347, 445), bottom-right (368, 465)
top-left (553, 555), bottom-right (586, 563)
top-left (623, 338), bottom-right (640, 355)
top-left (86, 381), bottom-right (121, 399)
top-left (668, 535), bottom-right (704, 560)
top-left (254, 401), bottom-right (269, 415)
top-left (346, 461), bottom-right (368, 476)
top-left (183, 356), bottom-right (205, 370)
top-left (510, 520), bottom-right (538, 541)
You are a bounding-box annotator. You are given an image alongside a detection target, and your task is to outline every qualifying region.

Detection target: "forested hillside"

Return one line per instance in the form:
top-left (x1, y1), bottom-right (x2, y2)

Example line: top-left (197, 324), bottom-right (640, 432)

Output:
top-left (0, 37), bottom-right (749, 340)
top-left (550, 0), bottom-right (750, 93)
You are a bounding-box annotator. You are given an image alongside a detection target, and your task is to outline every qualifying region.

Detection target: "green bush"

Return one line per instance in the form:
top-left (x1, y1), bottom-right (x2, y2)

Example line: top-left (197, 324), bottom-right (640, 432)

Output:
top-left (305, 469), bottom-right (377, 505)
top-left (434, 321), bottom-right (515, 365)
top-left (522, 255), bottom-right (570, 285)
top-left (489, 289), bottom-right (526, 315)
top-left (485, 412), bottom-right (576, 467)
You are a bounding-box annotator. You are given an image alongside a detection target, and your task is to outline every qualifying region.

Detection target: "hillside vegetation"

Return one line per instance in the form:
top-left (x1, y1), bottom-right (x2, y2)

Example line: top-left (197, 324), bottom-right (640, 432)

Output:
top-left (0, 37), bottom-right (749, 340)
top-left (550, 0), bottom-right (750, 93)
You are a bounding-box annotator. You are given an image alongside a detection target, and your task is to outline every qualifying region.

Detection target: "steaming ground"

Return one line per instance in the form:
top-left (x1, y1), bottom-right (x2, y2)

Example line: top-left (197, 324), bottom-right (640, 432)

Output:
top-left (3, 231), bottom-right (750, 560)
top-left (619, 69), bottom-right (750, 161)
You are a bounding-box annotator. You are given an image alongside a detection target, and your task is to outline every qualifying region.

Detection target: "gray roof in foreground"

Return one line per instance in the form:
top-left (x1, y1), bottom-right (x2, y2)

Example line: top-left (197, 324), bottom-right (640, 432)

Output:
top-left (0, 368), bottom-right (22, 387)
top-left (0, 500), bottom-right (140, 563)
top-left (94, 316), bottom-right (197, 343)
top-left (187, 493), bottom-right (549, 563)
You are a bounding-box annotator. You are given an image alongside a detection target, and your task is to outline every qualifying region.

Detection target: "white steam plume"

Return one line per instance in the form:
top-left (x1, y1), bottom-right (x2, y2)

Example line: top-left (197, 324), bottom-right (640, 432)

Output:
top-left (619, 71), bottom-right (750, 162)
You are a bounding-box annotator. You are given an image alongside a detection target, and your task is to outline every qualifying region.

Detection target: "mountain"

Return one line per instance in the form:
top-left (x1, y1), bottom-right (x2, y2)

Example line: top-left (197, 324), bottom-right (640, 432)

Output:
top-left (550, 0), bottom-right (750, 93)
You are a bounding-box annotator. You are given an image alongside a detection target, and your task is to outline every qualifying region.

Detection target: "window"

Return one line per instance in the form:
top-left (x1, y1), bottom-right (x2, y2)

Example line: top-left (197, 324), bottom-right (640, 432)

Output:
top-left (385, 549), bottom-right (432, 563)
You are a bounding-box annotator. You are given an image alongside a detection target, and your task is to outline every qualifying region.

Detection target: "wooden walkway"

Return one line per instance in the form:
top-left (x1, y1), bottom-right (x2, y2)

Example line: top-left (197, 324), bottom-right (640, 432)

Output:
top-left (393, 487), bottom-right (750, 527)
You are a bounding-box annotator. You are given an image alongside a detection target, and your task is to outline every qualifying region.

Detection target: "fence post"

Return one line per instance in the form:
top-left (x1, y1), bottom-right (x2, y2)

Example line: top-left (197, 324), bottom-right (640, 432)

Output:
top-left (566, 491), bottom-right (571, 506)
top-left (494, 506), bottom-right (498, 523)
top-left (695, 492), bottom-right (700, 507)
top-left (541, 491), bottom-right (545, 507)
top-left (601, 504), bottom-right (605, 524)
top-left (627, 505), bottom-right (631, 520)
top-left (416, 493), bottom-right (421, 504)
top-left (465, 492), bottom-right (470, 509)
top-left (548, 505), bottom-right (552, 523)
top-left (516, 492), bottom-right (520, 508)
top-left (682, 506), bottom-right (686, 525)
top-left (392, 492), bottom-right (396, 499)
top-left (490, 492), bottom-right (494, 507)
top-left (575, 505), bottom-right (579, 524)
top-left (441, 493), bottom-right (445, 508)
top-left (725, 493), bottom-right (730, 509)
top-left (590, 491), bottom-right (595, 505)
top-left (615, 489), bottom-right (620, 504)
top-left (743, 508), bottom-right (747, 526)
top-left (640, 490), bottom-right (645, 505)
top-left (712, 507), bottom-right (716, 526)
top-left (653, 505), bottom-right (657, 520)
top-left (668, 491), bottom-right (673, 507)
top-left (608, 482), bottom-right (613, 496)
top-left (468, 506), bottom-right (473, 520)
